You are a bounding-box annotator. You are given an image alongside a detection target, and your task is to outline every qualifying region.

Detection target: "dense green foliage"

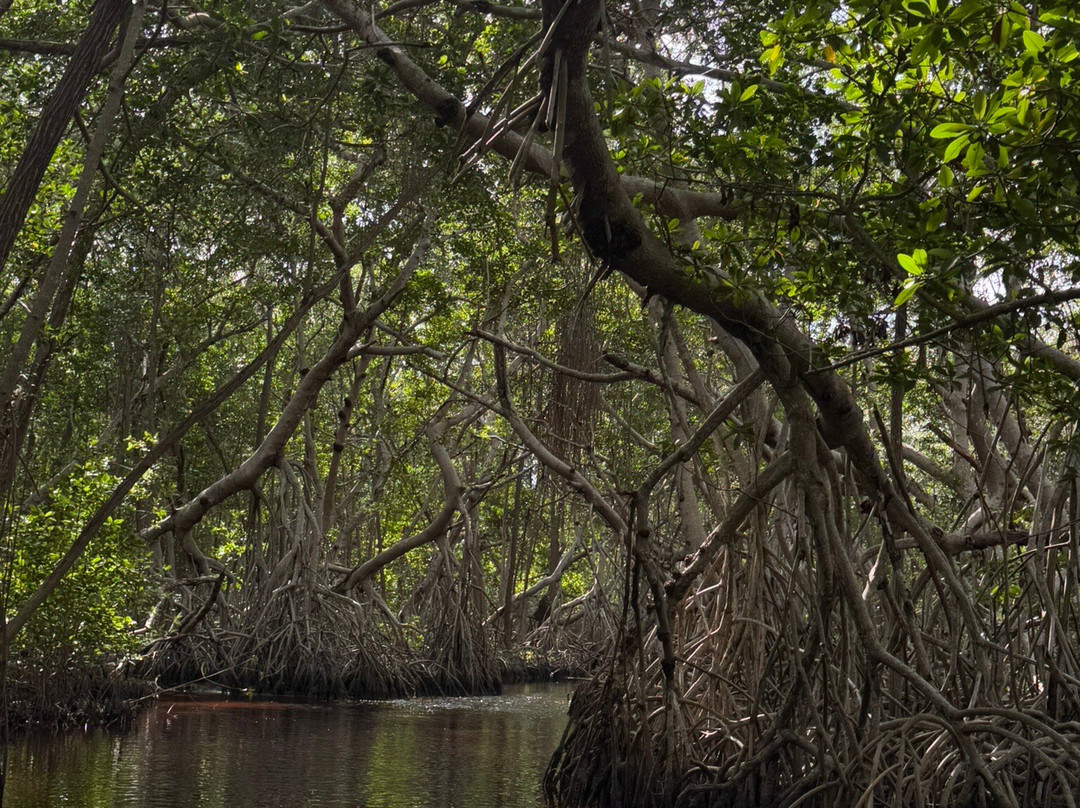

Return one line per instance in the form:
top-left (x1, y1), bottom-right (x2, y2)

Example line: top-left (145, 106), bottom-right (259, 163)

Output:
top-left (2, 0), bottom-right (1080, 804)
top-left (10, 458), bottom-right (147, 657)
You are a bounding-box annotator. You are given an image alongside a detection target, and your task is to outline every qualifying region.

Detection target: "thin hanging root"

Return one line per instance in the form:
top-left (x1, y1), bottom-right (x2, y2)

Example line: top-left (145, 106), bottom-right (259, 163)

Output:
top-left (534, 0), bottom-right (574, 71)
top-left (457, 93), bottom-right (544, 179)
top-left (508, 110), bottom-right (542, 190)
top-left (544, 47), bottom-right (563, 132)
top-left (458, 0), bottom-right (571, 179)
top-left (461, 30), bottom-right (543, 146)
top-left (143, 577), bottom-right (428, 698)
top-left (545, 55), bottom-right (568, 261)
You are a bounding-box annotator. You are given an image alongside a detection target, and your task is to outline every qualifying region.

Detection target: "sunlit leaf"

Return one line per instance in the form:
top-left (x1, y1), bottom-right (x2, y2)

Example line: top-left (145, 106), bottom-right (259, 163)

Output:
top-left (898, 253), bottom-right (923, 275)
top-left (930, 122), bottom-right (971, 138)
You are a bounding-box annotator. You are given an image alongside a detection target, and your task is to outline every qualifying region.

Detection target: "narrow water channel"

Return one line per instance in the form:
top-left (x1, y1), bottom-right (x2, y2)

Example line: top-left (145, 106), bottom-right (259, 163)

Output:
top-left (5, 682), bottom-right (572, 807)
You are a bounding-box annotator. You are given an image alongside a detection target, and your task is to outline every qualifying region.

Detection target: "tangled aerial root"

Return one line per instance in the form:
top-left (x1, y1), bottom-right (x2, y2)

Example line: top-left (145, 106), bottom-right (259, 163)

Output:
top-left (545, 662), bottom-right (1080, 808)
top-left (5, 656), bottom-right (152, 730)
top-left (543, 436), bottom-right (1080, 808)
top-left (142, 586), bottom-right (431, 698)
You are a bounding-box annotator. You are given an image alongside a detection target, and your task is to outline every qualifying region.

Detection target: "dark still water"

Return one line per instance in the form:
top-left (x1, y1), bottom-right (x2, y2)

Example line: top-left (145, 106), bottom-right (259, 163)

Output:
top-left (5, 682), bottom-right (572, 808)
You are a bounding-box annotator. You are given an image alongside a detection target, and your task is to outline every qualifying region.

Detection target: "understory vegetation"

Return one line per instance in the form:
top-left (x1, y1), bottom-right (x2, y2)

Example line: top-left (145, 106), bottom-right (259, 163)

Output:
top-left (2, 0), bottom-right (1080, 805)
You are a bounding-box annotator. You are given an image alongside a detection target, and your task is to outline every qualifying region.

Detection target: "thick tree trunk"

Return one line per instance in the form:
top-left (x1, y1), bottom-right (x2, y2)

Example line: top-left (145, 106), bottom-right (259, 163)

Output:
top-left (0, 0), bottom-right (144, 500)
top-left (0, 0), bottom-right (129, 274)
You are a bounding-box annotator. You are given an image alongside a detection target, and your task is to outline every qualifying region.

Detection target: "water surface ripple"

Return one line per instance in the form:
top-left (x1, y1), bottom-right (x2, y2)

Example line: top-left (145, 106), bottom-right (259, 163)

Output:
top-left (6, 682), bottom-right (572, 808)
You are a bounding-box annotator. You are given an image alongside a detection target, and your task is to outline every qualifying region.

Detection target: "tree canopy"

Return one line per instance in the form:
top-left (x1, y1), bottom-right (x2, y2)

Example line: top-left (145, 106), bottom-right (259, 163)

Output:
top-left (2, 0), bottom-right (1080, 804)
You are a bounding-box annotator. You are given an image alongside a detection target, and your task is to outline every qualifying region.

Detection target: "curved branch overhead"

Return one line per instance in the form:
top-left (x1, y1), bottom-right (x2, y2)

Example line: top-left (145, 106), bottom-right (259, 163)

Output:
top-left (321, 0), bottom-right (737, 224)
top-left (4, 0), bottom-right (1080, 803)
top-left (314, 0), bottom-right (1042, 561)
top-left (526, 0), bottom-right (953, 552)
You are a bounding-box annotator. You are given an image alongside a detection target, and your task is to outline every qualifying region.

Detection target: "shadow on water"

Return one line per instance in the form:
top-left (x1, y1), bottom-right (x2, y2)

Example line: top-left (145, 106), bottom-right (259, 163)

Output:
top-left (4, 682), bottom-right (573, 808)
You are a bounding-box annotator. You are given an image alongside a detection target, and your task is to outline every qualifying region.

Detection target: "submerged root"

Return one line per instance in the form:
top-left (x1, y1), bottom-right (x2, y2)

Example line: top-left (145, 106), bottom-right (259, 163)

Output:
top-left (421, 593), bottom-right (501, 695)
top-left (417, 542), bottom-right (502, 695)
top-left (142, 586), bottom-right (424, 698)
top-left (497, 646), bottom-right (591, 683)
top-left (5, 656), bottom-right (152, 730)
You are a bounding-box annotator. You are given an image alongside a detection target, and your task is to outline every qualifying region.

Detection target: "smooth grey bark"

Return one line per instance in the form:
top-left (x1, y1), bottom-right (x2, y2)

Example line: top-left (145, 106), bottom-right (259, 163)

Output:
top-left (319, 0), bottom-right (737, 226)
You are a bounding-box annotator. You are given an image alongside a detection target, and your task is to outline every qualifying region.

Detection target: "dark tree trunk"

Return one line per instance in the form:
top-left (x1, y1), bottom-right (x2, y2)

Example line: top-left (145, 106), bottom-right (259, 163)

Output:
top-left (0, 0), bottom-right (129, 274)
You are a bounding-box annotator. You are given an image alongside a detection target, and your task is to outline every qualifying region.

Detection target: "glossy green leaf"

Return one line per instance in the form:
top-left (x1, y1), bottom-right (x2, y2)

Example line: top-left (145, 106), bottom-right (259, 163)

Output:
top-left (894, 279), bottom-right (921, 306)
top-left (898, 253), bottom-right (923, 275)
top-left (944, 134), bottom-right (970, 162)
top-left (930, 122), bottom-right (971, 138)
